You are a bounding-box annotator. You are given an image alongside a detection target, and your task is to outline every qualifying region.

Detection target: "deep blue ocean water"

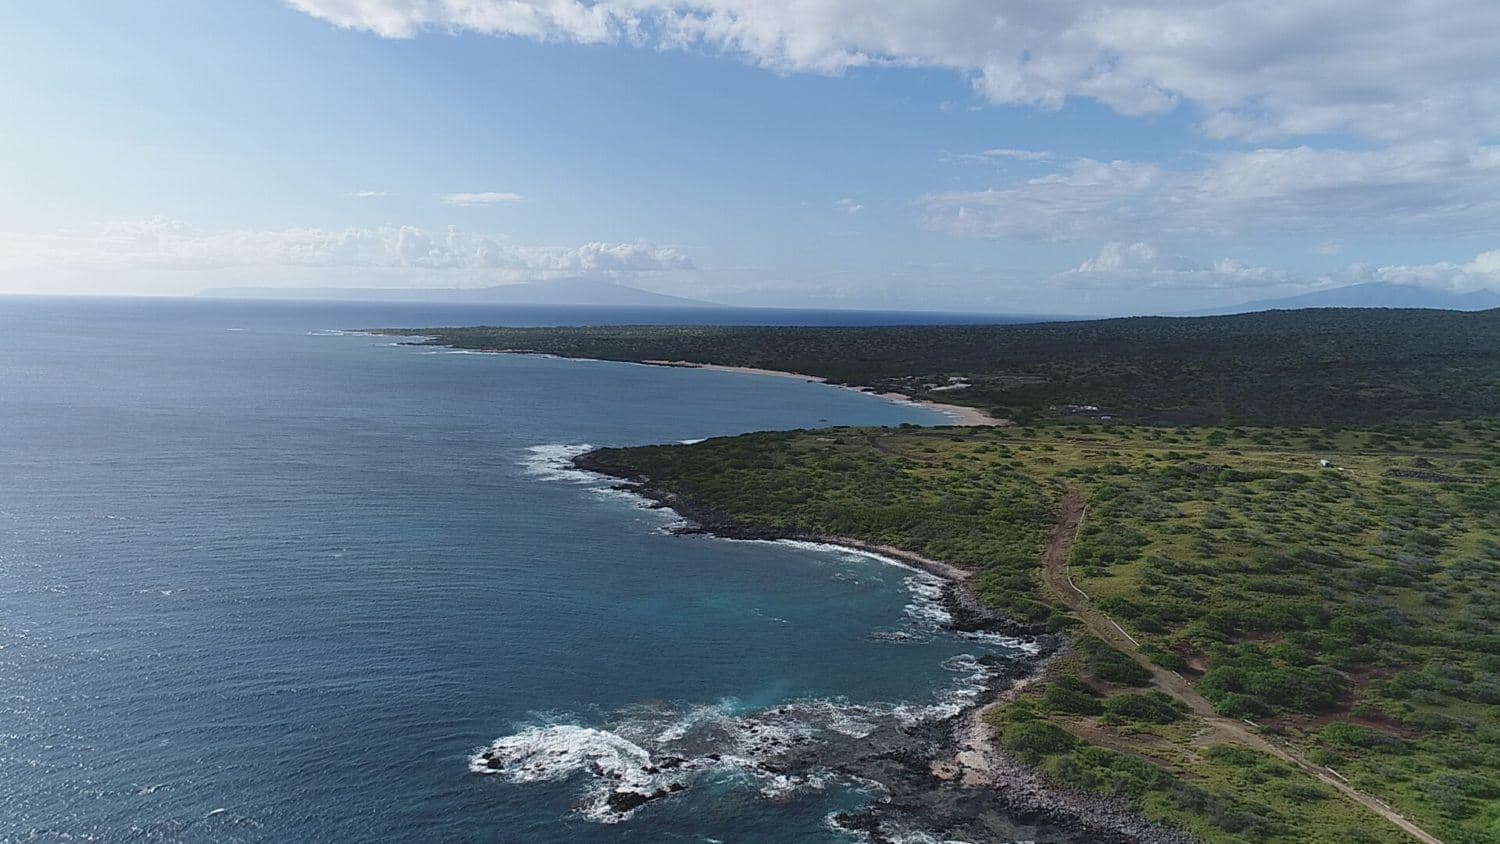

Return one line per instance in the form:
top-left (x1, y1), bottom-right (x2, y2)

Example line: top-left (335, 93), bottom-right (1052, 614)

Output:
top-left (0, 297), bottom-right (1033, 843)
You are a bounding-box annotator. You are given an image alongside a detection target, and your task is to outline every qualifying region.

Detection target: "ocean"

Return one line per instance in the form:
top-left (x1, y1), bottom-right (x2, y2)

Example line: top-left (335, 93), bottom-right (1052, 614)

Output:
top-left (0, 297), bottom-right (1038, 842)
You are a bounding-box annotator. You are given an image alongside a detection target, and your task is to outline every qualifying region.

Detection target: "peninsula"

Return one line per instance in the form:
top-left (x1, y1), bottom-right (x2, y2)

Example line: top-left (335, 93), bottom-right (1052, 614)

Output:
top-left (389, 307), bottom-right (1500, 843)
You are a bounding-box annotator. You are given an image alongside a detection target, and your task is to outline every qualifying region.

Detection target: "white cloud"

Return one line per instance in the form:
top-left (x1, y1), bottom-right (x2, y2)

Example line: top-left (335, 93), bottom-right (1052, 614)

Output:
top-left (0, 218), bottom-right (691, 275)
top-left (287, 2), bottom-right (1500, 251)
top-left (442, 191), bottom-right (526, 206)
top-left (835, 198), bottom-right (864, 215)
top-left (1343, 250), bottom-right (1500, 293)
top-left (924, 158), bottom-right (1163, 240)
top-left (1060, 241), bottom-right (1294, 292)
top-left (925, 143), bottom-right (1500, 241)
top-left (290, 1), bottom-right (1500, 143)
top-left (349, 190), bottom-right (390, 198)
top-left (1075, 242), bottom-right (1195, 274)
top-left (941, 147), bottom-right (1055, 166)
top-left (1054, 243), bottom-right (1500, 301)
top-left (979, 148), bottom-right (1052, 162)
top-left (528, 240), bottom-right (696, 272)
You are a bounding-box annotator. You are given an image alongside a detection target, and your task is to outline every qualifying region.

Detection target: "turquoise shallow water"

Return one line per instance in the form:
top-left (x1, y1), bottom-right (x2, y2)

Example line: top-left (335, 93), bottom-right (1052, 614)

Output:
top-left (0, 298), bottom-right (1034, 843)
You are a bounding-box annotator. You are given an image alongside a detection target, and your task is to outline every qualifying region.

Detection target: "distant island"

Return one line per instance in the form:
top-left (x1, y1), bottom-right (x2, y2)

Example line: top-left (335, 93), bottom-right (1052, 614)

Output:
top-left (1197, 282), bottom-right (1500, 315)
top-left (381, 306), bottom-right (1500, 843)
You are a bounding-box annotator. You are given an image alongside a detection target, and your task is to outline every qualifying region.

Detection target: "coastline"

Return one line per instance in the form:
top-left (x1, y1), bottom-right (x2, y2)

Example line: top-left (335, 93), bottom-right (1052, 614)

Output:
top-left (382, 338), bottom-right (1008, 426)
top-left (641, 359), bottom-right (1011, 427)
top-left (572, 449), bottom-right (1194, 843)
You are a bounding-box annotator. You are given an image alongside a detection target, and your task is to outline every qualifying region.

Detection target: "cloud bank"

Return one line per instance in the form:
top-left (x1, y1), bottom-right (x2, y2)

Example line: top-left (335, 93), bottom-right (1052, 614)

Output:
top-left (0, 219), bottom-right (692, 275)
top-left (289, 0), bottom-right (1500, 143)
top-left (1059, 242), bottom-right (1500, 297)
top-left (925, 143), bottom-right (1500, 241)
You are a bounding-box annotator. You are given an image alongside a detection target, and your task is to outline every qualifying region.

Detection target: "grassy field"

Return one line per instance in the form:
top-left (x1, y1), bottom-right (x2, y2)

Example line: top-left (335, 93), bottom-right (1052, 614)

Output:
top-left (384, 307), bottom-right (1500, 426)
top-left (583, 421), bottom-right (1500, 843)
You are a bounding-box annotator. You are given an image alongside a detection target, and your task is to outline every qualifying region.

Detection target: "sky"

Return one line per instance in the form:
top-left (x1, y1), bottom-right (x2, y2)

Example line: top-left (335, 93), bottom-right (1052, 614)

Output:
top-left (1, 1), bottom-right (1498, 315)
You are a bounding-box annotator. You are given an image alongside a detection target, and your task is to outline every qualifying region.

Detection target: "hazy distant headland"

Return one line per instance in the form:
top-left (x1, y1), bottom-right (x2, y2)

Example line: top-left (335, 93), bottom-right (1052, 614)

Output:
top-left (1188, 281), bottom-right (1500, 315)
top-left (384, 306), bottom-right (1500, 428)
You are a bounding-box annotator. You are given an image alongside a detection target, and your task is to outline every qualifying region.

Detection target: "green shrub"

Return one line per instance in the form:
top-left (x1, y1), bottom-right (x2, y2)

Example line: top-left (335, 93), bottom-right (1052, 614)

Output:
top-left (1321, 722), bottom-right (1401, 750)
top-left (1045, 746), bottom-right (1172, 797)
top-left (1077, 636), bottom-right (1152, 686)
top-left (1002, 720), bottom-right (1078, 762)
top-left (1102, 690), bottom-right (1187, 724)
top-left (1198, 650), bottom-right (1346, 714)
top-left (1041, 675), bottom-right (1102, 715)
top-left (1141, 643), bottom-right (1189, 671)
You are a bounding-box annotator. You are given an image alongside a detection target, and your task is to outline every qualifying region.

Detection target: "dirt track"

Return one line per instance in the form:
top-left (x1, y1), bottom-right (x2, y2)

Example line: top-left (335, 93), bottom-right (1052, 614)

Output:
top-left (1038, 492), bottom-right (1442, 844)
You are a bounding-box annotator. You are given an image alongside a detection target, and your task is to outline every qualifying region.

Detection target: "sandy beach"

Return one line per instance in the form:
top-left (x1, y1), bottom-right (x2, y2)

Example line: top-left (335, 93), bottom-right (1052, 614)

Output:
top-left (641, 360), bottom-right (1011, 427)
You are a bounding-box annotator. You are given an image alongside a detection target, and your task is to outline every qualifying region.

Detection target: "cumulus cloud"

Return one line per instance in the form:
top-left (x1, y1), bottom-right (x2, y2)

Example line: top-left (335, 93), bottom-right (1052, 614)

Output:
top-left (349, 190), bottom-right (390, 198)
top-left (1342, 250), bottom-right (1500, 293)
top-left (442, 191), bottom-right (527, 206)
top-left (835, 198), bottom-right (865, 215)
top-left (1054, 242), bottom-right (1500, 299)
top-left (1075, 242), bottom-right (1196, 274)
top-left (1060, 241), bottom-right (1294, 291)
top-left (0, 218), bottom-right (691, 275)
top-left (289, 0), bottom-right (1500, 143)
top-left (925, 143), bottom-right (1500, 241)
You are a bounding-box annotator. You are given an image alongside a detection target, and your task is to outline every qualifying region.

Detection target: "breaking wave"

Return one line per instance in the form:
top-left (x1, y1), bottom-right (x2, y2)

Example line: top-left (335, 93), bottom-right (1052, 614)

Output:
top-left (519, 443), bottom-right (602, 484)
top-left (470, 643), bottom-right (1007, 824)
top-left (518, 444), bottom-right (686, 529)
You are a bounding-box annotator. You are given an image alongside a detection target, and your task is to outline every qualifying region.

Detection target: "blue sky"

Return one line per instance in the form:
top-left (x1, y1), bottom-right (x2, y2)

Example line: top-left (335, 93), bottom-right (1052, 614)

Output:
top-left (2, 1), bottom-right (1498, 314)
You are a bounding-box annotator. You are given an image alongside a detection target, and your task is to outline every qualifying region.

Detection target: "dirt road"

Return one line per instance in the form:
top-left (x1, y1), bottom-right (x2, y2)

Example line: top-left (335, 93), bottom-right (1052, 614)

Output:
top-left (1038, 493), bottom-right (1442, 844)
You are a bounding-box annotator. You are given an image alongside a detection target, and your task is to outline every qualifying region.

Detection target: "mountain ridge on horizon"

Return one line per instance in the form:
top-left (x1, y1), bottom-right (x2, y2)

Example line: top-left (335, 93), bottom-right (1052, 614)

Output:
top-left (1191, 281), bottom-right (1500, 315)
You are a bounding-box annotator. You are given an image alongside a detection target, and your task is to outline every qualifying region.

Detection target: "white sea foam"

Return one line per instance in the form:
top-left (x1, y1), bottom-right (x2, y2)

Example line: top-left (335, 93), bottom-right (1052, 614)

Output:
top-left (885, 828), bottom-right (976, 844)
top-left (471, 660), bottom-right (1017, 823)
top-left (519, 444), bottom-right (601, 484)
top-left (650, 701), bottom-right (738, 744)
top-left (519, 444), bottom-right (690, 531)
top-left (473, 696), bottom-right (890, 824)
top-left (891, 654), bottom-right (995, 725)
top-left (773, 540), bottom-right (925, 576)
top-left (776, 699), bottom-right (878, 739)
top-left (470, 725), bottom-right (693, 822)
top-left (471, 724), bottom-right (651, 782)
top-left (754, 539), bottom-right (1041, 658)
top-left (960, 630), bottom-right (1043, 655)
top-left (900, 575), bottom-right (953, 628)
top-left (770, 541), bottom-right (957, 630)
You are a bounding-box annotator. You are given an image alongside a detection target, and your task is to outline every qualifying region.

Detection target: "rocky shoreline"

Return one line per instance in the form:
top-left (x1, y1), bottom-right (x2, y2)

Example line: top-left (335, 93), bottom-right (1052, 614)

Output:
top-left (572, 450), bottom-right (1196, 843)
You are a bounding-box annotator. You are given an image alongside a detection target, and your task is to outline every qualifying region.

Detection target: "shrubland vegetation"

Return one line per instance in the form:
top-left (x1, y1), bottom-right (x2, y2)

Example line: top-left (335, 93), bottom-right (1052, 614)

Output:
top-left (583, 421), bottom-right (1500, 843)
top-left (387, 307), bottom-right (1500, 426)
